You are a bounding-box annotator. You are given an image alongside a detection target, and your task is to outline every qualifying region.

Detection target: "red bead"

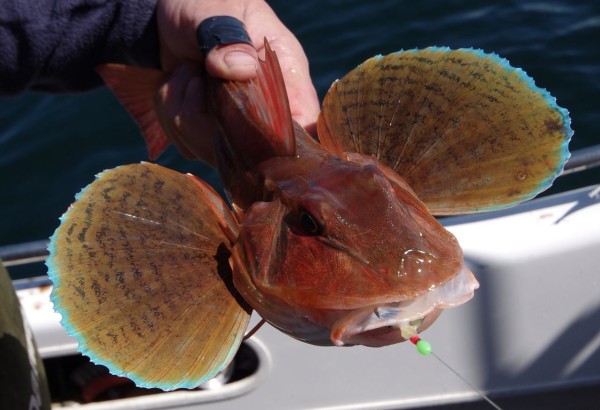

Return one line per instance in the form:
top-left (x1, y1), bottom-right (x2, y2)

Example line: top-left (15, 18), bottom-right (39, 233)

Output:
top-left (410, 335), bottom-right (421, 345)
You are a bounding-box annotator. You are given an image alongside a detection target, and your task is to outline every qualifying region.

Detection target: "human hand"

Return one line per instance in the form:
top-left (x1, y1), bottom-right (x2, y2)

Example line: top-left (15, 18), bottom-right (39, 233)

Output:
top-left (155, 0), bottom-right (320, 165)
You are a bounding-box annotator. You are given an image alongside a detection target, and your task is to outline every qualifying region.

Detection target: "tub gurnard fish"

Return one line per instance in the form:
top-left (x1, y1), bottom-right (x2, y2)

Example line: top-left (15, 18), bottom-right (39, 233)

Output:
top-left (47, 40), bottom-right (571, 390)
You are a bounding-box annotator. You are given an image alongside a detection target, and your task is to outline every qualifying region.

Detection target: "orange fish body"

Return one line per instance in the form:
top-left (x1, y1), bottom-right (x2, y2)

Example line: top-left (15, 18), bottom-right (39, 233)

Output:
top-left (199, 44), bottom-right (477, 347)
top-left (48, 41), bottom-right (571, 389)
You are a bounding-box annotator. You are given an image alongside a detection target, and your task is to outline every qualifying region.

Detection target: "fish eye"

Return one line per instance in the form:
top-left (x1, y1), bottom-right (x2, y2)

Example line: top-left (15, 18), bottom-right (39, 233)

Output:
top-left (299, 211), bottom-right (321, 236)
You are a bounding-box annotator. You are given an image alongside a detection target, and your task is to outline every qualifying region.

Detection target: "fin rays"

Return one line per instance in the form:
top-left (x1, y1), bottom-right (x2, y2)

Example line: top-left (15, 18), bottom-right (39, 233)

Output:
top-left (47, 163), bottom-right (250, 390)
top-left (318, 47), bottom-right (572, 214)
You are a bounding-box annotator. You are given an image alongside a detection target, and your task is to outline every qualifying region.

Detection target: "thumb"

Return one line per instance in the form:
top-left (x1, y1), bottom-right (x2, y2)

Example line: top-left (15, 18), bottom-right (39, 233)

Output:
top-left (204, 43), bottom-right (258, 81)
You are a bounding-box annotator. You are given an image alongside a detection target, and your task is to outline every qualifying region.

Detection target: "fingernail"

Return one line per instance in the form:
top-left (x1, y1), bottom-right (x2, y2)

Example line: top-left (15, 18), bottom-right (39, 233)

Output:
top-left (224, 51), bottom-right (257, 69)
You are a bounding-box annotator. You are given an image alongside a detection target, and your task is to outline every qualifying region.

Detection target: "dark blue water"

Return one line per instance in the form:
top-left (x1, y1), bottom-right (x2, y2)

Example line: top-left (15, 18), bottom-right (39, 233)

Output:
top-left (1, 0), bottom-right (599, 277)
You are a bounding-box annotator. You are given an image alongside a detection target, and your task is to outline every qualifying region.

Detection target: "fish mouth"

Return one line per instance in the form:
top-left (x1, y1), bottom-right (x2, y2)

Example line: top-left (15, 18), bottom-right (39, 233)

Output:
top-left (330, 266), bottom-right (479, 347)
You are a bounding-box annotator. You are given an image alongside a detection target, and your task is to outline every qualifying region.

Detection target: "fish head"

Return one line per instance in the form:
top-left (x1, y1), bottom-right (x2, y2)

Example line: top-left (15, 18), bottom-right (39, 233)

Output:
top-left (232, 153), bottom-right (478, 347)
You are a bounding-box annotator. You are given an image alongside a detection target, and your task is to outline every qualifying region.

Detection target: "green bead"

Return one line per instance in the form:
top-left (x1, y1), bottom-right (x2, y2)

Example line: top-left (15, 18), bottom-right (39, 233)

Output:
top-left (416, 339), bottom-right (432, 355)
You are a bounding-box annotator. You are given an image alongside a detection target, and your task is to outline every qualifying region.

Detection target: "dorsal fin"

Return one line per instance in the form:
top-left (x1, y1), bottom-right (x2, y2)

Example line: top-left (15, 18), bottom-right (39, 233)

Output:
top-left (213, 39), bottom-right (295, 168)
top-left (248, 38), bottom-right (296, 156)
top-left (317, 48), bottom-right (572, 214)
top-left (96, 64), bottom-right (171, 159)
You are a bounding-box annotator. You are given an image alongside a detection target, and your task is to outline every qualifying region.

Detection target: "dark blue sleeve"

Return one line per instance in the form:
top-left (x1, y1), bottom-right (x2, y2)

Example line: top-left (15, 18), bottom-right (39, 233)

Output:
top-left (0, 0), bottom-right (160, 95)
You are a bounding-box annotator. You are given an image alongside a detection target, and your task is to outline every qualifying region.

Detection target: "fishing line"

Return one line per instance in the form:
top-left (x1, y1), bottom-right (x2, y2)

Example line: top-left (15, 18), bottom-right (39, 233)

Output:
top-left (409, 335), bottom-right (503, 410)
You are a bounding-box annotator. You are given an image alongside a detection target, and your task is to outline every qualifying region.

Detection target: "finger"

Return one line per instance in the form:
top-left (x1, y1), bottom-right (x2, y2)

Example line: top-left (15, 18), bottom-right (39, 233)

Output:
top-left (155, 64), bottom-right (215, 162)
top-left (196, 15), bottom-right (259, 80)
top-left (285, 67), bottom-right (320, 135)
top-left (205, 43), bottom-right (258, 81)
top-left (155, 66), bottom-right (193, 158)
top-left (177, 75), bottom-right (217, 166)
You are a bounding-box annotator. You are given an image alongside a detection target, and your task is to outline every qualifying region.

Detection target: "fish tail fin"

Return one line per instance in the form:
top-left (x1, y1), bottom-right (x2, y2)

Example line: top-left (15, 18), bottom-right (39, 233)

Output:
top-left (47, 162), bottom-right (250, 390)
top-left (96, 64), bottom-right (170, 159)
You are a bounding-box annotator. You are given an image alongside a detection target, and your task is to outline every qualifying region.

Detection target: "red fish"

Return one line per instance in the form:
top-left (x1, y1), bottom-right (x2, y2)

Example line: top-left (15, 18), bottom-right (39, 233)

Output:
top-left (47, 41), bottom-right (571, 390)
